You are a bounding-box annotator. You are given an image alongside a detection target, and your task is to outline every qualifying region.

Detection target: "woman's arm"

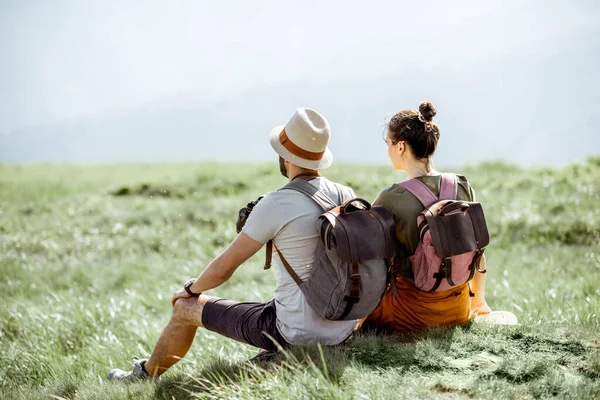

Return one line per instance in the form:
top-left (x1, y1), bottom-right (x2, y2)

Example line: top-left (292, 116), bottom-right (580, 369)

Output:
top-left (470, 254), bottom-right (492, 315)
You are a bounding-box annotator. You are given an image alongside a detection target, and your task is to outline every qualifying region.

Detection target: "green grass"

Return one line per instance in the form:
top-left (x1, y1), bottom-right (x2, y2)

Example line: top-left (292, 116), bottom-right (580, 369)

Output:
top-left (1, 158), bottom-right (599, 399)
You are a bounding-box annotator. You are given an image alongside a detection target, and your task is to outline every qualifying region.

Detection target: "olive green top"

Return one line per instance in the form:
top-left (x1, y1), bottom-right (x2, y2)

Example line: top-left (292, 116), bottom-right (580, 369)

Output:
top-left (373, 174), bottom-right (476, 283)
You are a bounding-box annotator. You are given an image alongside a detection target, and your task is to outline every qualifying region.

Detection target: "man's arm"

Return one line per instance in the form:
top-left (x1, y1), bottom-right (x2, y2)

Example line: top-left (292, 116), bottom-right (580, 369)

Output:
top-left (187, 232), bottom-right (264, 294)
top-left (172, 193), bottom-right (279, 304)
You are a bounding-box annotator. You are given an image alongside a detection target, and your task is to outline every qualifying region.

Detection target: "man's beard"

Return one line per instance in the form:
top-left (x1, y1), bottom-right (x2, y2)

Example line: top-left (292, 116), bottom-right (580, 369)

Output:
top-left (279, 156), bottom-right (288, 178)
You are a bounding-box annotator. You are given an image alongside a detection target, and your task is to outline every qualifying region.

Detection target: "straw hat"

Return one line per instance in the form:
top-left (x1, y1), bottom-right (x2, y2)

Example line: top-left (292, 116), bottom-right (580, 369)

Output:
top-left (269, 108), bottom-right (333, 170)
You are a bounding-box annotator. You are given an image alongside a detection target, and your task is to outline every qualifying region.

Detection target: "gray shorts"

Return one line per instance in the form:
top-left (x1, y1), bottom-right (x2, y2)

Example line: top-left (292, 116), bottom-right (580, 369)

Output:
top-left (202, 298), bottom-right (289, 352)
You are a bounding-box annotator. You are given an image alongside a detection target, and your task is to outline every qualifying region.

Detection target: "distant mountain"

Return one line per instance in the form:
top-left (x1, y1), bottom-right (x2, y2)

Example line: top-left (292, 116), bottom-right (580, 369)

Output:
top-left (1, 47), bottom-right (598, 166)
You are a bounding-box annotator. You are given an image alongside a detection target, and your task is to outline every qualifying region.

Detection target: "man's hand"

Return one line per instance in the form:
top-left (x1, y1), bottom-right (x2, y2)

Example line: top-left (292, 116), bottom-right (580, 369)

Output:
top-left (171, 288), bottom-right (191, 307)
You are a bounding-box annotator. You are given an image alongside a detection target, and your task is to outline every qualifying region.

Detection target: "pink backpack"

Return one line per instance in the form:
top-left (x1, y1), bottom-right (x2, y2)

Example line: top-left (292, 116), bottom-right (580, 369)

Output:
top-left (400, 173), bottom-right (489, 292)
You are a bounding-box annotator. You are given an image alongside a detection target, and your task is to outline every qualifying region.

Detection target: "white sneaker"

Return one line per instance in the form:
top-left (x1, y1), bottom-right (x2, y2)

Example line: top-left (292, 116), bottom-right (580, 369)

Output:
top-left (108, 357), bottom-right (151, 382)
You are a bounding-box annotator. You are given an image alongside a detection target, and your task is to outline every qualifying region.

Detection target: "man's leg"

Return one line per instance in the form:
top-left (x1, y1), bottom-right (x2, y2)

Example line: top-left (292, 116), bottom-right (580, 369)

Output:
top-left (143, 295), bottom-right (214, 377)
top-left (109, 296), bottom-right (287, 382)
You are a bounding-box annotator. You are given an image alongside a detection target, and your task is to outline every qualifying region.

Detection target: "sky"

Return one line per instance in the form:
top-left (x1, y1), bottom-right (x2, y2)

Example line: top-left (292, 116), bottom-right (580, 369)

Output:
top-left (0, 0), bottom-right (599, 165)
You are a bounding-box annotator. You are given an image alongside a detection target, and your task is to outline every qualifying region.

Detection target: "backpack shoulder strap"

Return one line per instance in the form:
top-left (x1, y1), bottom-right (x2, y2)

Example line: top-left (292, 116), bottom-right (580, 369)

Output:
top-left (439, 173), bottom-right (457, 200)
top-left (282, 179), bottom-right (338, 211)
top-left (266, 179), bottom-right (337, 278)
top-left (274, 244), bottom-right (303, 287)
top-left (400, 179), bottom-right (438, 207)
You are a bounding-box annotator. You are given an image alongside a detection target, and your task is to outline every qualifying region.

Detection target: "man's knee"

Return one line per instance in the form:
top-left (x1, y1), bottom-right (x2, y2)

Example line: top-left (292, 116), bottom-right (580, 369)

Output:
top-left (172, 296), bottom-right (208, 327)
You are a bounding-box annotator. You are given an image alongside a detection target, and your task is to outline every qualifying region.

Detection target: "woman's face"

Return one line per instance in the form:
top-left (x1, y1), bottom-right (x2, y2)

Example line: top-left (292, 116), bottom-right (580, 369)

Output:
top-left (385, 132), bottom-right (404, 170)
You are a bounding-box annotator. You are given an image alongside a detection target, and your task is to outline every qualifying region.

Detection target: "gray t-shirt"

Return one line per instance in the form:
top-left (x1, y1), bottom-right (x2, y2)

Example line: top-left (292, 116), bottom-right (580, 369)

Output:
top-left (242, 177), bottom-right (357, 345)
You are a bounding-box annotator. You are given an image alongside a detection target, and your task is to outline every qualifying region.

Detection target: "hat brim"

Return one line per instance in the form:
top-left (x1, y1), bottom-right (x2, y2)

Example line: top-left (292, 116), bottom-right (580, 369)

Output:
top-left (269, 125), bottom-right (333, 170)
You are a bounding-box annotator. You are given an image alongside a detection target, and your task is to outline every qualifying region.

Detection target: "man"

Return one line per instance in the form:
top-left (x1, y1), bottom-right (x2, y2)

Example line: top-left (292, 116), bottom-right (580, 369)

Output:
top-left (108, 108), bottom-right (357, 381)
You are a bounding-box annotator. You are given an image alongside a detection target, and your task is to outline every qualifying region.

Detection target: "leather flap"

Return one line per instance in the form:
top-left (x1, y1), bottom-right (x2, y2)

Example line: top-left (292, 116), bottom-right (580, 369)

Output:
top-left (425, 200), bottom-right (489, 258)
top-left (320, 205), bottom-right (396, 263)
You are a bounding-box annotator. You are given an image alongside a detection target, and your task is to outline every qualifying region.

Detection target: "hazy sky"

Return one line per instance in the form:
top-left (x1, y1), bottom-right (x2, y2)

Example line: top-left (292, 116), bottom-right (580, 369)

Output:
top-left (1, 0), bottom-right (596, 131)
top-left (1, 0), bottom-right (599, 164)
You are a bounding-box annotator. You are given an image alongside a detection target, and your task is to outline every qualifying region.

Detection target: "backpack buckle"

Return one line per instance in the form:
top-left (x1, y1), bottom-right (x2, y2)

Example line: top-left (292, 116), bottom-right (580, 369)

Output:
top-left (350, 274), bottom-right (361, 283)
top-left (441, 257), bottom-right (452, 272)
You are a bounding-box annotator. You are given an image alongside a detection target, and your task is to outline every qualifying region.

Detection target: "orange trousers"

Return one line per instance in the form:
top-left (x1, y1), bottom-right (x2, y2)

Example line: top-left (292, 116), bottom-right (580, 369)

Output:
top-left (361, 277), bottom-right (471, 334)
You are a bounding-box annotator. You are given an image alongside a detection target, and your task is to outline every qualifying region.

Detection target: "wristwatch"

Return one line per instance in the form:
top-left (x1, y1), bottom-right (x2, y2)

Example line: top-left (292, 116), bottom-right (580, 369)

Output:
top-left (184, 279), bottom-right (202, 297)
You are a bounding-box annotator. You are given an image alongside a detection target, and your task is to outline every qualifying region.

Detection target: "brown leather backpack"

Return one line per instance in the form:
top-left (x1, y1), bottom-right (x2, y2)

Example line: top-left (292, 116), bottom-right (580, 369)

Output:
top-left (266, 180), bottom-right (397, 321)
top-left (400, 173), bottom-right (489, 292)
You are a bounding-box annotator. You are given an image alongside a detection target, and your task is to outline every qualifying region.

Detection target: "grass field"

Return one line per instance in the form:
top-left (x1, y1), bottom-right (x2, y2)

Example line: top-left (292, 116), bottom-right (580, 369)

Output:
top-left (1, 159), bottom-right (599, 399)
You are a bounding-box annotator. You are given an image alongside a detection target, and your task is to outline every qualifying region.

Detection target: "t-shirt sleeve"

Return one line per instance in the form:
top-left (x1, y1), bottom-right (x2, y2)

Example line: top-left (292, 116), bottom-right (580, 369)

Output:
top-left (241, 193), bottom-right (283, 244)
top-left (469, 185), bottom-right (477, 202)
top-left (373, 188), bottom-right (394, 211)
top-left (336, 183), bottom-right (357, 203)
top-left (456, 174), bottom-right (476, 202)
top-left (347, 186), bottom-right (357, 199)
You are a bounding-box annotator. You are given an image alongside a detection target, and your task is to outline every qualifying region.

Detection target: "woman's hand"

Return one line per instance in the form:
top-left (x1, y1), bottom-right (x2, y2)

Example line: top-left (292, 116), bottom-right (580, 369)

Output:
top-left (470, 298), bottom-right (492, 317)
top-left (171, 288), bottom-right (191, 307)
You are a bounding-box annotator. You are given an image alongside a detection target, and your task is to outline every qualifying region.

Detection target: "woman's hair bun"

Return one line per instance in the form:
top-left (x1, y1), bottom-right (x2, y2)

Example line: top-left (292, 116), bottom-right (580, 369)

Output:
top-left (418, 101), bottom-right (436, 122)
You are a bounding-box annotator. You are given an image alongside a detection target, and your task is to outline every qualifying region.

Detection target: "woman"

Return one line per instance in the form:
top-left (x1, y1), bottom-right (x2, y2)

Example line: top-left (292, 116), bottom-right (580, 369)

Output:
top-left (362, 101), bottom-right (491, 334)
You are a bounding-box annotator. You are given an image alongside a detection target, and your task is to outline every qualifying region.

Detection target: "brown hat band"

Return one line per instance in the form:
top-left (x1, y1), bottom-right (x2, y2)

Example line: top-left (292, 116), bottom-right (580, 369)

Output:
top-left (279, 129), bottom-right (325, 161)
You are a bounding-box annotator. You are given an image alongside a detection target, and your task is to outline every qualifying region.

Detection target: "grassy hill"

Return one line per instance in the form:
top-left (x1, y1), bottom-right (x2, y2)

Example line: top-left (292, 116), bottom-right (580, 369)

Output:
top-left (0, 159), bottom-right (599, 399)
